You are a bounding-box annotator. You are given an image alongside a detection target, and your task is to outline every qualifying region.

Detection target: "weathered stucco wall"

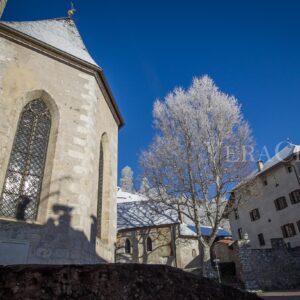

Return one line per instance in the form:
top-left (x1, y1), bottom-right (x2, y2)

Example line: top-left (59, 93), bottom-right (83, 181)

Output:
top-left (176, 236), bottom-right (200, 269)
top-left (0, 35), bottom-right (118, 263)
top-left (115, 225), bottom-right (203, 269)
top-left (116, 226), bottom-right (176, 266)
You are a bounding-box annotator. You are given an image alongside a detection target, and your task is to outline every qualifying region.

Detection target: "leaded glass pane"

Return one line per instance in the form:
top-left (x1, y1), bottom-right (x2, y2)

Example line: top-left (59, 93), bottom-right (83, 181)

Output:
top-left (97, 142), bottom-right (104, 238)
top-left (22, 175), bottom-right (40, 197)
top-left (0, 99), bottom-right (51, 221)
top-left (4, 172), bottom-right (22, 194)
top-left (8, 151), bottom-right (27, 173)
top-left (0, 193), bottom-right (19, 218)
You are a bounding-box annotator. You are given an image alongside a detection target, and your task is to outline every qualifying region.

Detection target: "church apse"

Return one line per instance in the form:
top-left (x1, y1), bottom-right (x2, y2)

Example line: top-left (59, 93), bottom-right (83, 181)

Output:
top-left (0, 17), bottom-right (122, 264)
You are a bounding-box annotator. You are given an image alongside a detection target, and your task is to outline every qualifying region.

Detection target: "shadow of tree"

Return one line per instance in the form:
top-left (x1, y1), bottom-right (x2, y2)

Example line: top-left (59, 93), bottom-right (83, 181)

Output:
top-left (116, 199), bottom-right (178, 266)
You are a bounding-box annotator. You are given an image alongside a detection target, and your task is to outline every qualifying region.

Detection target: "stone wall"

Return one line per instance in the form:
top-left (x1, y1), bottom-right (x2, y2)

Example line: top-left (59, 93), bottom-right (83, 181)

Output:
top-left (234, 238), bottom-right (300, 290)
top-left (116, 225), bottom-right (203, 269)
top-left (116, 225), bottom-right (176, 266)
top-left (0, 31), bottom-right (118, 263)
top-left (0, 264), bottom-right (262, 300)
top-left (176, 236), bottom-right (200, 269)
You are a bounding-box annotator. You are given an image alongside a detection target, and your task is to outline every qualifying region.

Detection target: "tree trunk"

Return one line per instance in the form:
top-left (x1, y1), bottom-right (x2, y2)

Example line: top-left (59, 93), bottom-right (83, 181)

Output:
top-left (198, 241), bottom-right (216, 278)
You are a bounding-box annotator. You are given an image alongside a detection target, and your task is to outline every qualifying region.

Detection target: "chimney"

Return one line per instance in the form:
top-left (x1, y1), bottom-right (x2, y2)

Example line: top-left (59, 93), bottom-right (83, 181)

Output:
top-left (0, 0), bottom-right (7, 19)
top-left (257, 160), bottom-right (264, 172)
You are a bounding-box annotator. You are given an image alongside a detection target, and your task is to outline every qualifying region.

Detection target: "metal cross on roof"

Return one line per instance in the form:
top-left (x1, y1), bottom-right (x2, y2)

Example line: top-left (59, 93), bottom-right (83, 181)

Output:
top-left (68, 2), bottom-right (76, 18)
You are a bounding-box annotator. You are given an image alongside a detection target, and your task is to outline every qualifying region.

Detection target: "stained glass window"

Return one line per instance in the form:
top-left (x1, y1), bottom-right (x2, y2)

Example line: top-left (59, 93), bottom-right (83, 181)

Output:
top-left (0, 99), bottom-right (51, 221)
top-left (97, 141), bottom-right (104, 238)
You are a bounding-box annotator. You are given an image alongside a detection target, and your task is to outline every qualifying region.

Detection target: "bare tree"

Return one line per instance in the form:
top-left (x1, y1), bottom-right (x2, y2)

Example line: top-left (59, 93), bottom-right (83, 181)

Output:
top-left (140, 75), bottom-right (254, 277)
top-left (120, 166), bottom-right (134, 193)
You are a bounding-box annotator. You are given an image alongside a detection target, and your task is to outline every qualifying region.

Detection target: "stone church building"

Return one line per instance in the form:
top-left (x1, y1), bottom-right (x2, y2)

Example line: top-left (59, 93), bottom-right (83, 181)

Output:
top-left (115, 189), bottom-right (231, 269)
top-left (0, 14), bottom-right (123, 264)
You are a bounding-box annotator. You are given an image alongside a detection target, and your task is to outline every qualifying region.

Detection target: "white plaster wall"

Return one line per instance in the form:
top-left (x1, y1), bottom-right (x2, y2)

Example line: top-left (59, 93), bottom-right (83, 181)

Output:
top-left (229, 162), bottom-right (300, 249)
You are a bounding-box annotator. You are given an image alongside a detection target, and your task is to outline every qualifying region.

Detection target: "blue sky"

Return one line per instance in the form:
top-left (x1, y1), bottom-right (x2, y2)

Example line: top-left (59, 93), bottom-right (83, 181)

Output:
top-left (3, 0), bottom-right (300, 187)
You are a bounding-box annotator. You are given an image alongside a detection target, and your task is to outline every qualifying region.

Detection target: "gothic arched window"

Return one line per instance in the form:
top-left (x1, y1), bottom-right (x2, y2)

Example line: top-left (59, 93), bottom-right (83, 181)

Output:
top-left (125, 238), bottom-right (131, 254)
top-left (146, 236), bottom-right (152, 252)
top-left (0, 99), bottom-right (51, 221)
top-left (96, 141), bottom-right (104, 238)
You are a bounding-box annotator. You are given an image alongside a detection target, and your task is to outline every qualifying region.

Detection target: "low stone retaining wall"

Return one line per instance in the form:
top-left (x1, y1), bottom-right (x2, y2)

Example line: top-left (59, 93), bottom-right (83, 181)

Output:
top-left (0, 264), bottom-right (261, 299)
top-left (234, 239), bottom-right (300, 291)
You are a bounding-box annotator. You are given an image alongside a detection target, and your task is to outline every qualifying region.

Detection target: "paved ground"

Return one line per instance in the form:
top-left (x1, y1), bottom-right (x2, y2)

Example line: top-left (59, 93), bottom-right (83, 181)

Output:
top-left (257, 290), bottom-right (300, 300)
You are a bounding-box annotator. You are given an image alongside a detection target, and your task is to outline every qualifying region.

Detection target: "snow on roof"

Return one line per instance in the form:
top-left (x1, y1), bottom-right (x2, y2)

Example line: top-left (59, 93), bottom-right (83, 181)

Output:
top-left (258, 144), bottom-right (300, 174)
top-left (117, 199), bottom-right (179, 231)
top-left (234, 144), bottom-right (300, 190)
top-left (117, 188), bottom-right (148, 203)
top-left (179, 223), bottom-right (231, 237)
top-left (0, 18), bottom-right (98, 66)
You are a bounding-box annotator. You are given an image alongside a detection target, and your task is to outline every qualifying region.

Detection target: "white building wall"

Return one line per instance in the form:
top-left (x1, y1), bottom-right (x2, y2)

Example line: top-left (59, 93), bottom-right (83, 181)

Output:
top-left (229, 161), bottom-right (300, 249)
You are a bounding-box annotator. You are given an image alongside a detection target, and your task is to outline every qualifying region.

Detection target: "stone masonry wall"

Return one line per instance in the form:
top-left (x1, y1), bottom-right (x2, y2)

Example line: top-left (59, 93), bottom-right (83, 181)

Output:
top-left (0, 264), bottom-right (262, 300)
top-left (0, 34), bottom-right (118, 263)
top-left (234, 238), bottom-right (300, 290)
top-left (116, 226), bottom-right (175, 266)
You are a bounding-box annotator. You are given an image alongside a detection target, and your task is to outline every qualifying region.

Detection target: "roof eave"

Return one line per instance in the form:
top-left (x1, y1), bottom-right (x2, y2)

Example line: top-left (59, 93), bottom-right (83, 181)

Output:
top-left (0, 22), bottom-right (124, 128)
top-left (117, 222), bottom-right (180, 232)
top-left (233, 152), bottom-right (298, 191)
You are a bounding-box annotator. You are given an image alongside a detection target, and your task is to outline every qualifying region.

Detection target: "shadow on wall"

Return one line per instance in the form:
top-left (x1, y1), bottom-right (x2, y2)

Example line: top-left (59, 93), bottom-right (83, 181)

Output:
top-left (116, 227), bottom-right (175, 266)
top-left (0, 190), bottom-right (106, 264)
top-left (185, 253), bottom-right (202, 269)
top-left (116, 199), bottom-right (176, 265)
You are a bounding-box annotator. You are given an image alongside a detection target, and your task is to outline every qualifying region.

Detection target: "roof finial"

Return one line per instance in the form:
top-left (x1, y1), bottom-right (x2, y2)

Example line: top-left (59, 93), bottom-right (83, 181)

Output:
top-left (68, 2), bottom-right (76, 18)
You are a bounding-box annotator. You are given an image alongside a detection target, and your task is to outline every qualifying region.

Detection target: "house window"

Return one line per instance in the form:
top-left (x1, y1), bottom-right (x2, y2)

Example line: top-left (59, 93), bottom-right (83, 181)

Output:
top-left (146, 237), bottom-right (152, 252)
top-left (192, 249), bottom-right (196, 257)
top-left (263, 179), bottom-right (268, 186)
top-left (289, 190), bottom-right (300, 204)
top-left (287, 166), bottom-right (293, 173)
top-left (96, 141), bottom-right (104, 238)
top-left (234, 208), bottom-right (239, 220)
top-left (274, 197), bottom-right (288, 210)
top-left (0, 99), bottom-right (51, 221)
top-left (297, 220), bottom-right (300, 233)
top-left (238, 228), bottom-right (243, 240)
top-left (281, 223), bottom-right (296, 238)
top-left (250, 208), bottom-right (260, 221)
top-left (258, 233), bottom-right (265, 246)
top-left (125, 238), bottom-right (131, 254)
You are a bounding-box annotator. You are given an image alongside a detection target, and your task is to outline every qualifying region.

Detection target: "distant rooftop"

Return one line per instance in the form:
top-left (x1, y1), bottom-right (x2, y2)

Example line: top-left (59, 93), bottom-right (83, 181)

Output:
top-left (117, 187), bottom-right (148, 203)
top-left (0, 18), bottom-right (98, 66)
top-left (256, 144), bottom-right (300, 175)
top-left (234, 144), bottom-right (300, 190)
top-left (117, 189), bottom-right (231, 237)
top-left (117, 199), bottom-right (179, 231)
top-left (180, 223), bottom-right (231, 238)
